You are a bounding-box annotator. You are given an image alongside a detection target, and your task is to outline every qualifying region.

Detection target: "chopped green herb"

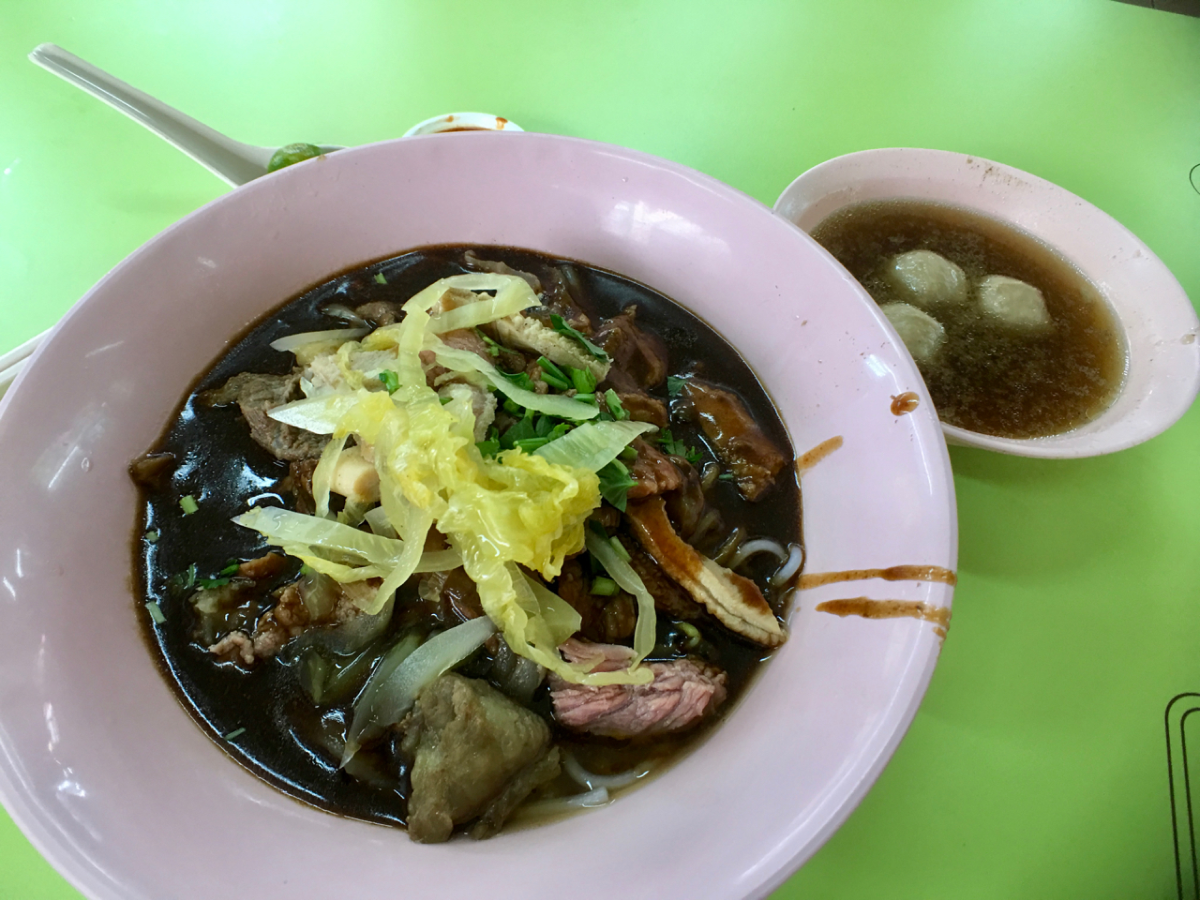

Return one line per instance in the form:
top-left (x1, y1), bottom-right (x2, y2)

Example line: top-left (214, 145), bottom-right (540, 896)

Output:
top-left (502, 398), bottom-right (522, 415)
top-left (657, 428), bottom-right (702, 465)
top-left (537, 357), bottom-right (571, 390)
top-left (378, 370), bottom-right (400, 393)
top-left (597, 460), bottom-right (638, 511)
top-left (171, 562), bottom-right (198, 592)
top-left (475, 328), bottom-right (502, 358)
top-left (667, 375), bottom-right (688, 398)
top-left (373, 272), bottom-right (388, 285)
top-left (573, 393), bottom-right (596, 404)
top-left (223, 728), bottom-right (247, 741)
top-left (179, 495), bottom-right (199, 515)
top-left (550, 314), bottom-right (609, 361)
top-left (590, 576), bottom-right (619, 597)
top-left (500, 415), bottom-right (539, 450)
top-left (145, 601), bottom-right (166, 624)
top-left (603, 390), bottom-right (629, 421)
top-left (197, 576), bottom-right (231, 589)
top-left (440, 396), bottom-right (453, 405)
top-left (568, 365), bottom-right (597, 394)
top-left (476, 437), bottom-right (501, 457)
top-left (610, 536), bottom-right (631, 562)
top-left (619, 445), bottom-right (638, 462)
top-left (220, 561), bottom-right (240, 576)
top-left (514, 436), bottom-right (551, 453)
top-left (144, 529), bottom-right (159, 544)
top-left (500, 369), bottom-right (536, 392)
top-left (677, 621), bottom-right (702, 648)
top-left (718, 471), bottom-right (736, 482)
top-left (589, 519), bottom-right (610, 539)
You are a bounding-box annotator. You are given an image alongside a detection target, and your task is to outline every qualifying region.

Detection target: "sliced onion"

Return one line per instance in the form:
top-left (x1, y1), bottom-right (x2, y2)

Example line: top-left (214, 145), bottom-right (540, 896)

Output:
top-left (562, 752), bottom-right (652, 791)
top-left (728, 537), bottom-right (787, 570)
top-left (340, 615), bottom-right (497, 767)
top-left (770, 543), bottom-right (805, 587)
top-left (270, 328), bottom-right (369, 353)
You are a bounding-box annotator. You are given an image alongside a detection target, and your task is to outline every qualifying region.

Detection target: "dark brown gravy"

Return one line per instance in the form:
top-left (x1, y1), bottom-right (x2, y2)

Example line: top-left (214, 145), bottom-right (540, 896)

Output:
top-left (798, 565), bottom-right (957, 589)
top-left (815, 597), bottom-right (951, 639)
top-left (796, 435), bottom-right (843, 473)
top-left (890, 392), bottom-right (920, 416)
top-left (811, 200), bottom-right (1126, 439)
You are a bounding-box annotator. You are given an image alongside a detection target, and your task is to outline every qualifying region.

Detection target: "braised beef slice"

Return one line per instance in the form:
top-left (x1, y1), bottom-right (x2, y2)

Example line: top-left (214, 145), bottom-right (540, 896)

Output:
top-left (680, 379), bottom-right (787, 502)
top-left (401, 673), bottom-right (558, 843)
top-left (353, 300), bottom-right (404, 327)
top-left (549, 639), bottom-right (726, 739)
top-left (616, 391), bottom-right (668, 427)
top-left (202, 371), bottom-right (328, 462)
top-left (128, 451), bottom-right (176, 491)
top-left (627, 438), bottom-right (684, 500)
top-left (662, 459), bottom-right (707, 541)
top-left (594, 306), bottom-right (669, 389)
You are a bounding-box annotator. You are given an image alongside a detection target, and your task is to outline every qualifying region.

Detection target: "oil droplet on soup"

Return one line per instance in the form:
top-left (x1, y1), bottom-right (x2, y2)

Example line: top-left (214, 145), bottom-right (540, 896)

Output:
top-left (811, 200), bottom-right (1127, 439)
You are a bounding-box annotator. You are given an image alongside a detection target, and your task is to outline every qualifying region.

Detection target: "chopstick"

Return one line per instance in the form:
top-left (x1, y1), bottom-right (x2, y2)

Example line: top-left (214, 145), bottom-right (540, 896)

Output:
top-left (0, 331), bottom-right (46, 400)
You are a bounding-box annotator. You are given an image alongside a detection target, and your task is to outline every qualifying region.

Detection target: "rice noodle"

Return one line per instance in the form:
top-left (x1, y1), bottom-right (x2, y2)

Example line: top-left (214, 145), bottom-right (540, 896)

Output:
top-left (563, 752), bottom-right (652, 791)
top-left (770, 543), bottom-right (805, 587)
top-left (689, 508), bottom-right (722, 548)
top-left (519, 787), bottom-right (611, 820)
top-left (728, 537), bottom-right (787, 570)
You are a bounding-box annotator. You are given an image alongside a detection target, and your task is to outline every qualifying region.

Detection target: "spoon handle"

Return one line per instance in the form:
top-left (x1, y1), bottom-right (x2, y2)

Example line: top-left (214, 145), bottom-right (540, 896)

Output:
top-left (29, 43), bottom-right (272, 187)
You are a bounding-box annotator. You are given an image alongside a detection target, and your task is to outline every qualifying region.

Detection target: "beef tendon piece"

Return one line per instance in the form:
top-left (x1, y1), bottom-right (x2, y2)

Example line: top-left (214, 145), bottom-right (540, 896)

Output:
top-left (681, 379), bottom-right (787, 501)
top-left (626, 497), bottom-right (785, 647)
top-left (549, 639), bottom-right (726, 738)
top-left (402, 673), bottom-right (559, 843)
top-left (202, 371), bottom-right (328, 461)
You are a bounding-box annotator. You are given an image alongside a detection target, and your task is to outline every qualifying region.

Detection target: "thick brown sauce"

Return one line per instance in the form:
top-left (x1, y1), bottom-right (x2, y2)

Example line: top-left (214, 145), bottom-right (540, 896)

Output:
top-left (815, 597), bottom-right (951, 639)
top-left (798, 565), bottom-right (957, 589)
top-left (795, 435), bottom-right (843, 473)
top-left (890, 392), bottom-right (920, 416)
top-left (134, 244), bottom-right (801, 830)
top-left (811, 199), bottom-right (1126, 439)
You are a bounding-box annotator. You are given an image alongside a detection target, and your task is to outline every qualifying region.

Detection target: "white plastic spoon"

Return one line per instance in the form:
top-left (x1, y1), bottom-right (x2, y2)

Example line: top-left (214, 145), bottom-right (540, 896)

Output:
top-left (1, 45), bottom-right (343, 400)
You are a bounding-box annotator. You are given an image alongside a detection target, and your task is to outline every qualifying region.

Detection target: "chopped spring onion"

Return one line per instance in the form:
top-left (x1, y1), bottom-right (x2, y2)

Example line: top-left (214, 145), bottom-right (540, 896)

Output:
top-left (374, 272), bottom-right (388, 285)
top-left (223, 727), bottom-right (246, 741)
top-left (145, 601), bottom-right (166, 624)
top-left (378, 369), bottom-right (400, 393)
top-left (537, 356), bottom-right (571, 390)
top-left (609, 536), bottom-right (631, 563)
top-left (144, 529), bottom-right (159, 543)
top-left (179, 495), bottom-right (199, 515)
top-left (603, 389), bottom-right (628, 421)
top-left (268, 327), bottom-right (370, 354)
top-left (585, 529), bottom-right (656, 665)
top-left (677, 621), bottom-right (702, 648)
top-left (590, 576), bottom-right (618, 596)
top-left (619, 445), bottom-right (638, 461)
top-left (568, 365), bottom-right (597, 394)
top-left (550, 313), bottom-right (609, 361)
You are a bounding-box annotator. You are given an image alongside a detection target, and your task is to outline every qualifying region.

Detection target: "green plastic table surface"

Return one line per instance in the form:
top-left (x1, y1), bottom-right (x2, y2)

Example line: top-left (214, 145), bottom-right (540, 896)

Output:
top-left (2, 1), bottom-right (1198, 897)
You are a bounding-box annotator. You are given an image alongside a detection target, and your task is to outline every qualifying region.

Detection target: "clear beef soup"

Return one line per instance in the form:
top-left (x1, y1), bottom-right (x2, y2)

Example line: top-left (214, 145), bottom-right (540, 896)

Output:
top-left (132, 245), bottom-right (802, 842)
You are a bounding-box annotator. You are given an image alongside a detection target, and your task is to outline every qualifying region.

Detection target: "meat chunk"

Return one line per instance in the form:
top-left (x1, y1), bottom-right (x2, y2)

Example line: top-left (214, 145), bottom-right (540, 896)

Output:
top-left (679, 379), bottom-right (786, 501)
top-left (594, 306), bottom-right (669, 389)
top-left (202, 371), bottom-right (328, 461)
top-left (353, 300), bottom-right (403, 327)
top-left (128, 451), bottom-right (176, 491)
top-left (549, 639), bottom-right (726, 738)
top-left (626, 497), bottom-right (785, 647)
top-left (615, 392), bottom-right (669, 428)
top-left (401, 673), bottom-right (559, 843)
top-left (627, 438), bottom-right (685, 500)
top-left (627, 545), bottom-right (702, 620)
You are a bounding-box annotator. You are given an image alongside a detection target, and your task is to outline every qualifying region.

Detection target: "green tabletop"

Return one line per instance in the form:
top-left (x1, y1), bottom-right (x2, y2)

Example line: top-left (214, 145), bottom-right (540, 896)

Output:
top-left (2, 1), bottom-right (1199, 897)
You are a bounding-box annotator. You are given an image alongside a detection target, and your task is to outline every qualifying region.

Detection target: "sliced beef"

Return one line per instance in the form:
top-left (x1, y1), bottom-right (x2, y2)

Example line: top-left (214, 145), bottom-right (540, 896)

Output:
top-left (627, 438), bottom-right (685, 500)
top-left (462, 250), bottom-right (542, 293)
top-left (625, 497), bottom-right (786, 647)
top-left (678, 379), bottom-right (787, 501)
top-left (202, 371), bottom-right (328, 461)
top-left (594, 306), bottom-right (669, 389)
top-left (549, 639), bottom-right (726, 738)
top-left (663, 459), bottom-right (707, 542)
top-left (281, 458), bottom-right (319, 515)
top-left (353, 300), bottom-right (404, 327)
top-left (627, 545), bottom-right (702, 620)
top-left (616, 392), bottom-right (668, 428)
top-left (401, 673), bottom-right (559, 843)
top-left (128, 451), bottom-right (176, 491)
top-left (207, 575), bottom-right (381, 666)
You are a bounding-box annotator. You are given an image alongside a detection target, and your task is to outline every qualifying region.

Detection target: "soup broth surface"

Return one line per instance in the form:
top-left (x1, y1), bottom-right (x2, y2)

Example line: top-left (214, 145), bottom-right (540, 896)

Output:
top-left (812, 200), bottom-right (1127, 438)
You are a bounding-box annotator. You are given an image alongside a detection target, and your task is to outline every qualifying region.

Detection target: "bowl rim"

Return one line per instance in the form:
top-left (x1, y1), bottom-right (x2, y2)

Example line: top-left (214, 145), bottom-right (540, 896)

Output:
top-left (773, 146), bottom-right (1200, 459)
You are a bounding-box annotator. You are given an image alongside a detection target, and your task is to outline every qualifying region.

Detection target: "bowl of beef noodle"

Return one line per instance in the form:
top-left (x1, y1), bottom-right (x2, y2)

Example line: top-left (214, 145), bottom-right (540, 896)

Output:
top-left (776, 148), bottom-right (1200, 458)
top-left (0, 133), bottom-right (955, 900)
